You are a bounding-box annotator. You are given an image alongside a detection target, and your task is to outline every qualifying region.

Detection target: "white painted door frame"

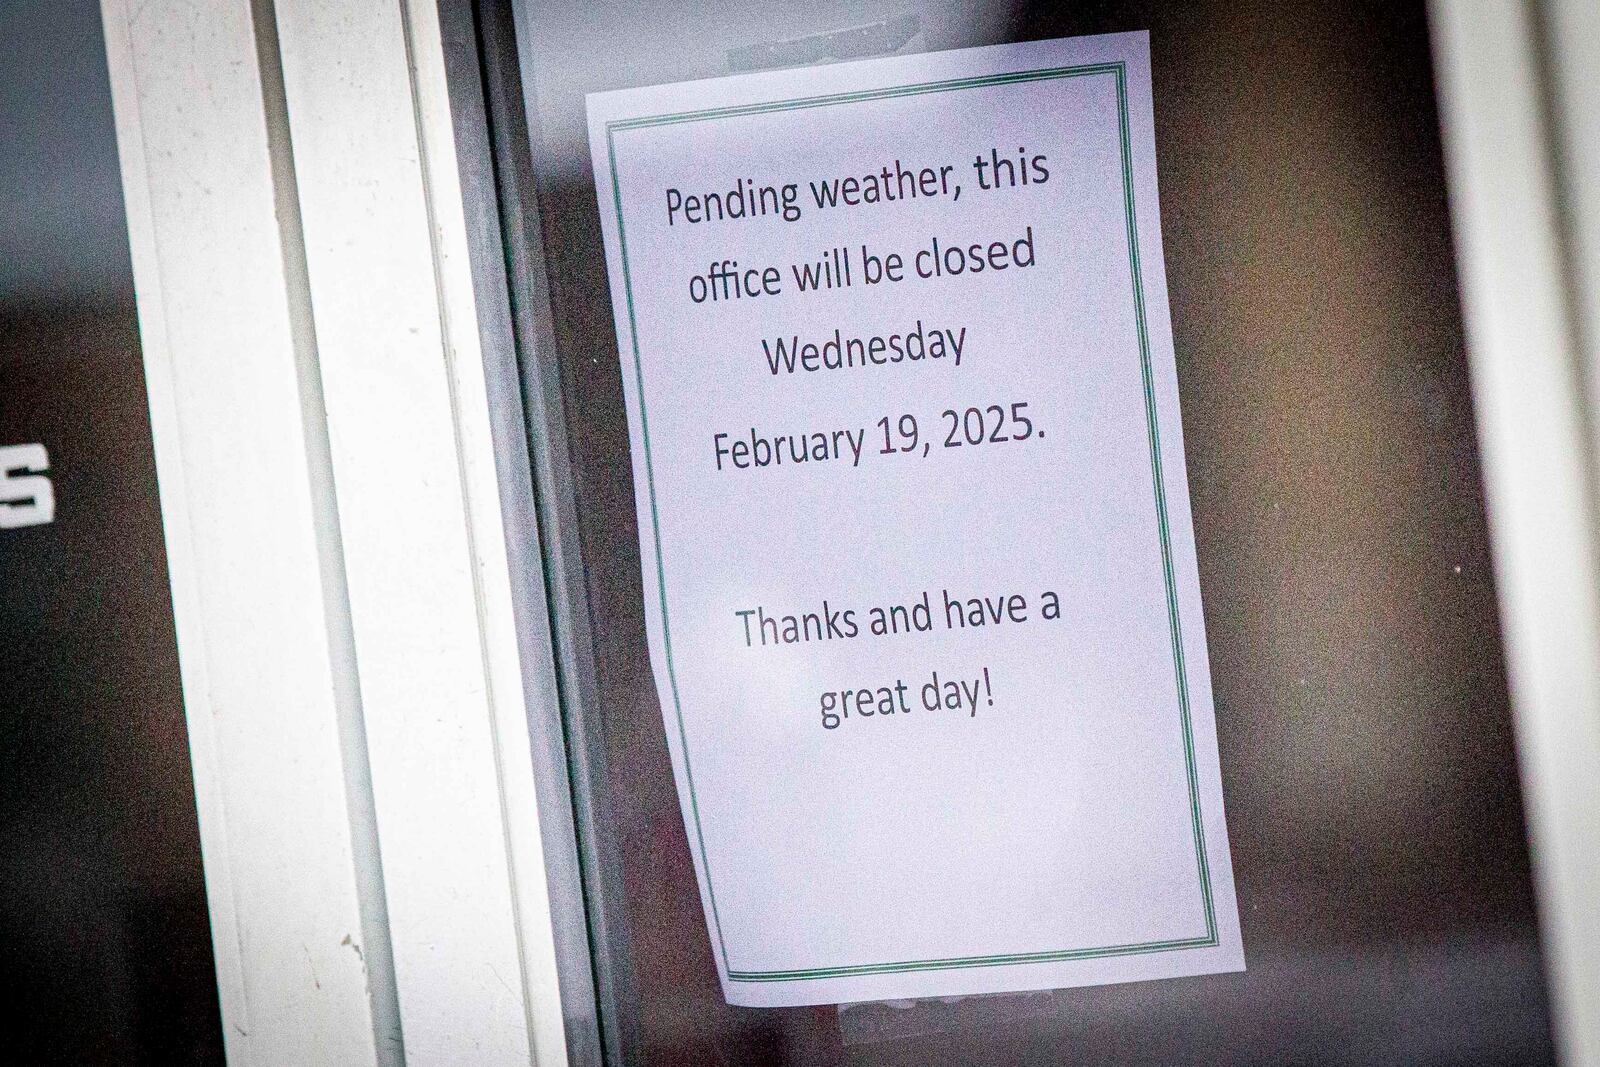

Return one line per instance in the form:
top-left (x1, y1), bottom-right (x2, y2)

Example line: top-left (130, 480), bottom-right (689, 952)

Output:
top-left (1430, 2), bottom-right (1600, 1064)
top-left (101, 0), bottom-right (1600, 1064)
top-left (101, 0), bottom-right (567, 1063)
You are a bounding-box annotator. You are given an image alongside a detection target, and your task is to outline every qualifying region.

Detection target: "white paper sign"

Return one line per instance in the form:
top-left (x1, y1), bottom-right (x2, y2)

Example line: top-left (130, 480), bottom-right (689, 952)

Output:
top-left (587, 30), bottom-right (1242, 1008)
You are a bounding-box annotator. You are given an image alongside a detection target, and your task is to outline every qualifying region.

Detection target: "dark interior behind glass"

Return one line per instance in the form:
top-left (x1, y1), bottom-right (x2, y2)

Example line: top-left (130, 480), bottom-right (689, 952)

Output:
top-left (469, 2), bottom-right (1557, 1063)
top-left (0, 2), bottom-right (223, 1062)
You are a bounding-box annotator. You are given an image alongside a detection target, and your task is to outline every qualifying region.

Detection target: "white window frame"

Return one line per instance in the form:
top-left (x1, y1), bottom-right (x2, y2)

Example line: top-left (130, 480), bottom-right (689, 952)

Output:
top-left (100, 0), bottom-right (1600, 1063)
top-left (101, 1), bottom-right (570, 1064)
top-left (1431, 2), bottom-right (1600, 1064)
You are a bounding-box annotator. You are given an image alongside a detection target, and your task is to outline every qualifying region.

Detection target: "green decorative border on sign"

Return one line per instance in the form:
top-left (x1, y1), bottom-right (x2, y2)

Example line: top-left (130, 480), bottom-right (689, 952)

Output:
top-left (603, 60), bottom-right (1218, 983)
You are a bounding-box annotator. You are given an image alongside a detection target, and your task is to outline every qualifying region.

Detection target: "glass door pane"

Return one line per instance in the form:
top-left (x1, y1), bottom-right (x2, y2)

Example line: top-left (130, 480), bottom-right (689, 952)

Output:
top-left (481, 3), bottom-right (1556, 1062)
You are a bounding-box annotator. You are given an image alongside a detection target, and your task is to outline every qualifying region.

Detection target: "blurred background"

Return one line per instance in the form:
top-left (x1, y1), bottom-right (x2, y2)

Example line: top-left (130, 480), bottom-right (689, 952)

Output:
top-left (0, 0), bottom-right (223, 1061)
